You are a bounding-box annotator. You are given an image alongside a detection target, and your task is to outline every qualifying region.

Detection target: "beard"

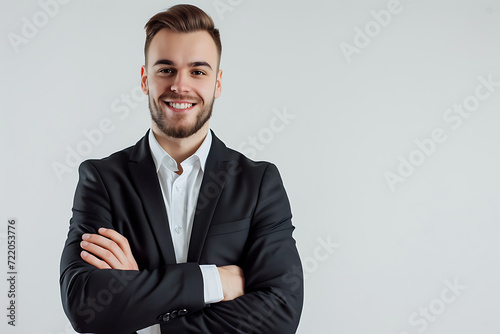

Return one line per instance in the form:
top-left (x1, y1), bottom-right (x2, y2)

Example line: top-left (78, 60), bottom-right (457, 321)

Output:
top-left (149, 93), bottom-right (214, 139)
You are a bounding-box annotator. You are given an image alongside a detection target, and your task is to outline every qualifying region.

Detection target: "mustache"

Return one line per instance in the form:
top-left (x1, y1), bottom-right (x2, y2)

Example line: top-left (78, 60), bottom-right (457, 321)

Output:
top-left (159, 93), bottom-right (201, 103)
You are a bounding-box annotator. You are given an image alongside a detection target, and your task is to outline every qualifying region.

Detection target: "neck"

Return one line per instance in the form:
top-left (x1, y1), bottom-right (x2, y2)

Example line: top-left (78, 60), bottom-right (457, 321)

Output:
top-left (151, 123), bottom-right (209, 165)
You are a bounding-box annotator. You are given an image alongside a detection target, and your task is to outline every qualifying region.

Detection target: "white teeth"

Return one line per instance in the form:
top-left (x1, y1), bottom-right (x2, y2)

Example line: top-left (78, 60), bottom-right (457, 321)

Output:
top-left (168, 102), bottom-right (193, 109)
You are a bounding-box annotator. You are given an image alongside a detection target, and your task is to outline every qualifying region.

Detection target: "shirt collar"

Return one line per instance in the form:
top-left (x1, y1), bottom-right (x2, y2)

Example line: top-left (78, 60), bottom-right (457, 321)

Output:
top-left (148, 129), bottom-right (212, 173)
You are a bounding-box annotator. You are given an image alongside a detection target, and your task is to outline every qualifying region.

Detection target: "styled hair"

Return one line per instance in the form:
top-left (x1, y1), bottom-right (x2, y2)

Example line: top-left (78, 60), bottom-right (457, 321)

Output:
top-left (144, 4), bottom-right (222, 67)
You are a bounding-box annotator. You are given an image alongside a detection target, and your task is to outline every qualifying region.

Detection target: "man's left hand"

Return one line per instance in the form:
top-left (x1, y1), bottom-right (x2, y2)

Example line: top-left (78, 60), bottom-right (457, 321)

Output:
top-left (80, 227), bottom-right (139, 271)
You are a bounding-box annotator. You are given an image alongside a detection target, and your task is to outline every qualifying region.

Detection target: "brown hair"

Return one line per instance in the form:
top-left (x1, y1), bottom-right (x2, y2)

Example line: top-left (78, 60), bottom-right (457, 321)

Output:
top-left (144, 4), bottom-right (222, 67)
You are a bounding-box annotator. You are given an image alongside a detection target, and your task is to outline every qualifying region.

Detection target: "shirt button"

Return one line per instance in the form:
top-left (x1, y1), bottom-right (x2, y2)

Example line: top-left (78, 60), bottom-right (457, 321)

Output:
top-left (175, 226), bottom-right (183, 234)
top-left (169, 160), bottom-right (175, 166)
top-left (176, 185), bottom-right (183, 191)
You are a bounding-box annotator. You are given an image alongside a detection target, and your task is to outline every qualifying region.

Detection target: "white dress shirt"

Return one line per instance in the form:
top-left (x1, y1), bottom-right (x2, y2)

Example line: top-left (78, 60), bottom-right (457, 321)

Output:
top-left (137, 129), bottom-right (223, 334)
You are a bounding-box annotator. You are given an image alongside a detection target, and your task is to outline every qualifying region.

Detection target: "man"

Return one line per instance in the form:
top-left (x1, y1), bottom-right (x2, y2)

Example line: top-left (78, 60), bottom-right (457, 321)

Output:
top-left (60, 4), bottom-right (303, 334)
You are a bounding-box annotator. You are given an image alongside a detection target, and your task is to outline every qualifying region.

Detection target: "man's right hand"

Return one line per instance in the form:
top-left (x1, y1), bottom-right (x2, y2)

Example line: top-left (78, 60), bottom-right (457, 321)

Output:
top-left (217, 265), bottom-right (245, 301)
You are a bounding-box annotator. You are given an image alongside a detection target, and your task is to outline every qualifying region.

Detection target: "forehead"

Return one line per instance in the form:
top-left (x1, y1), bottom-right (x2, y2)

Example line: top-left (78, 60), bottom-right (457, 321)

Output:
top-left (148, 29), bottom-right (218, 66)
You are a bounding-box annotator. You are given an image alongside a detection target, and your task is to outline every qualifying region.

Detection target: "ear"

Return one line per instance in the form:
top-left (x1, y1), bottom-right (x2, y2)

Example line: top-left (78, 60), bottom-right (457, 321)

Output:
top-left (214, 69), bottom-right (223, 99)
top-left (140, 65), bottom-right (149, 95)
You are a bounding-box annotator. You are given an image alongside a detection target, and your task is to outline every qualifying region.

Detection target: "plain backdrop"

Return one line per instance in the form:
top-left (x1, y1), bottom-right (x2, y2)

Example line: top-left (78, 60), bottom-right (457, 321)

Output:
top-left (2, 0), bottom-right (500, 333)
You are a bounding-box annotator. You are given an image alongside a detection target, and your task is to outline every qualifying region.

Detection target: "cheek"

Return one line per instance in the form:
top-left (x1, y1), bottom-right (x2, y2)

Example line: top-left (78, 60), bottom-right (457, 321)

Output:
top-left (148, 80), bottom-right (168, 97)
top-left (149, 78), bottom-right (170, 93)
top-left (197, 84), bottom-right (217, 101)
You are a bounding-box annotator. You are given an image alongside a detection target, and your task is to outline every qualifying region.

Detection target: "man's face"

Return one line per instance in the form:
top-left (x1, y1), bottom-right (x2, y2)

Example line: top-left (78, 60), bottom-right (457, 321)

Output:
top-left (141, 29), bottom-right (222, 138)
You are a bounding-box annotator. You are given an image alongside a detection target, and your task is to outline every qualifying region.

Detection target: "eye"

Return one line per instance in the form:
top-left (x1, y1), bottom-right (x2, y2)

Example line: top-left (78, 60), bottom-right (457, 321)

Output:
top-left (158, 68), bottom-right (174, 74)
top-left (192, 70), bottom-right (206, 76)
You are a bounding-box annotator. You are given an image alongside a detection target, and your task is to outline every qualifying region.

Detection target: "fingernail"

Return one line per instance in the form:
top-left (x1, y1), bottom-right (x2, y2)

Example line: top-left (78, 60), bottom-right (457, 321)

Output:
top-left (99, 228), bottom-right (107, 233)
top-left (82, 234), bottom-right (90, 240)
top-left (81, 251), bottom-right (88, 257)
top-left (81, 241), bottom-right (88, 247)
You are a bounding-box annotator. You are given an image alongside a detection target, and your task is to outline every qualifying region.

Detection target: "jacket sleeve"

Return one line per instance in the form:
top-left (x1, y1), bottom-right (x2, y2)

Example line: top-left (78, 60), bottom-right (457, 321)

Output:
top-left (160, 163), bottom-right (304, 333)
top-left (59, 161), bottom-right (206, 334)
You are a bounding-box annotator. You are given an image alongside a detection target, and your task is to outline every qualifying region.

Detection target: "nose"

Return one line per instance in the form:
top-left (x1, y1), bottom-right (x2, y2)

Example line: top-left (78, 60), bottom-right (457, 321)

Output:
top-left (170, 71), bottom-right (191, 94)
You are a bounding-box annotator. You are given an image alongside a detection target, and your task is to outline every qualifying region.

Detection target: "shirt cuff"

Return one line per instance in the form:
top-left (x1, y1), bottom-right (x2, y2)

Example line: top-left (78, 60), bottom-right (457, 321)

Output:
top-left (199, 264), bottom-right (224, 304)
top-left (136, 324), bottom-right (160, 334)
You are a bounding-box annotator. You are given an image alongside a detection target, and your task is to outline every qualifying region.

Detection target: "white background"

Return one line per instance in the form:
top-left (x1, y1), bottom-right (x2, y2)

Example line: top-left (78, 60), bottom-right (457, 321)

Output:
top-left (2, 0), bottom-right (500, 333)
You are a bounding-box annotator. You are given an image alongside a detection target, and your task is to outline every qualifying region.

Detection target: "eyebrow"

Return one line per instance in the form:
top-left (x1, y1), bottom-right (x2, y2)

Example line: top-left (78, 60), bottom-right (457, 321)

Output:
top-left (153, 59), bottom-right (213, 70)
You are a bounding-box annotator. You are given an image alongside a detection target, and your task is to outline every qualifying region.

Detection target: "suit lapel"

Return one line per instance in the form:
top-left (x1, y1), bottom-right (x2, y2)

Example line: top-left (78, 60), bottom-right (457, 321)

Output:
top-left (187, 131), bottom-right (229, 262)
top-left (128, 130), bottom-right (177, 264)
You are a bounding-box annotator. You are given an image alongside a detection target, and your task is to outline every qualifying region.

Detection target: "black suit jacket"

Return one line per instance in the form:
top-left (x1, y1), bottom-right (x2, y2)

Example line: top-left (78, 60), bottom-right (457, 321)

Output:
top-left (60, 130), bottom-right (303, 334)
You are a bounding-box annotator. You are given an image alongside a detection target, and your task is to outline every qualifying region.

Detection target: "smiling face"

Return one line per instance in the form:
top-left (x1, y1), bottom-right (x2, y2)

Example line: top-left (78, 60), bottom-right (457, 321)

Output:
top-left (141, 29), bottom-right (222, 139)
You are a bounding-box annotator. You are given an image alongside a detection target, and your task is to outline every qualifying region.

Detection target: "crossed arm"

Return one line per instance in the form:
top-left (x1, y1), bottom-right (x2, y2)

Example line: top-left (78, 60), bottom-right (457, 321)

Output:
top-left (79, 227), bottom-right (245, 301)
top-left (61, 161), bottom-right (303, 333)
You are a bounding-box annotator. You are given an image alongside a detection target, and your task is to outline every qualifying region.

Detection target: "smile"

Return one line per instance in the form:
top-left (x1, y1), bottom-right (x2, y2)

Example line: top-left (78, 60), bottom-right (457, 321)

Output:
top-left (164, 101), bottom-right (197, 111)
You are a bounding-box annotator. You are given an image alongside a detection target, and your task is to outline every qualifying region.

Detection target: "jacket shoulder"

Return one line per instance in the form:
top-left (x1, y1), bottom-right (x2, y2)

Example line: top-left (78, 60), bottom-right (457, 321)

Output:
top-left (224, 145), bottom-right (275, 169)
top-left (78, 144), bottom-right (135, 174)
top-left (222, 145), bottom-right (282, 184)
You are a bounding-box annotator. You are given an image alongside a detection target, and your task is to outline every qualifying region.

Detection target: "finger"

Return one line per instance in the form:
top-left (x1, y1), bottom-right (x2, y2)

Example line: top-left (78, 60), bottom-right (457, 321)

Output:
top-left (89, 229), bottom-right (139, 270)
top-left (80, 240), bottom-right (122, 269)
top-left (98, 228), bottom-right (135, 259)
top-left (80, 250), bottom-right (111, 269)
top-left (97, 228), bottom-right (138, 269)
top-left (82, 233), bottom-right (129, 266)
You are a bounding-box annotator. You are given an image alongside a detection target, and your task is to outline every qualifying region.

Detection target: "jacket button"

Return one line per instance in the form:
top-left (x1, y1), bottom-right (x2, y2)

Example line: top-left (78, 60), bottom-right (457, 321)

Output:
top-left (178, 309), bottom-right (188, 316)
top-left (171, 310), bottom-right (178, 318)
top-left (162, 313), bottom-right (170, 322)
